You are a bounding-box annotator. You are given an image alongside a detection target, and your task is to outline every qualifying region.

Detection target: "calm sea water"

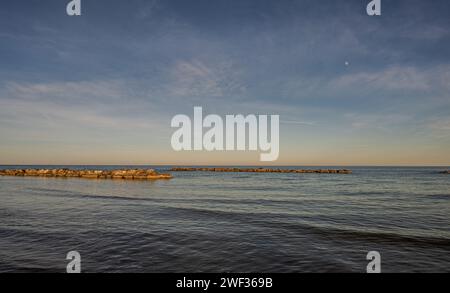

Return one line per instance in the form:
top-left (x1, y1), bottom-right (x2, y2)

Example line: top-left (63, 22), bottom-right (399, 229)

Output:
top-left (0, 166), bottom-right (449, 273)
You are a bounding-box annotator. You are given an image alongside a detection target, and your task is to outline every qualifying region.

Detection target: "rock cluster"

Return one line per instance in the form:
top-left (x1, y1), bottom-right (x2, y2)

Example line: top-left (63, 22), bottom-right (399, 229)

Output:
top-left (170, 167), bottom-right (352, 174)
top-left (439, 170), bottom-right (450, 174)
top-left (0, 169), bottom-right (172, 180)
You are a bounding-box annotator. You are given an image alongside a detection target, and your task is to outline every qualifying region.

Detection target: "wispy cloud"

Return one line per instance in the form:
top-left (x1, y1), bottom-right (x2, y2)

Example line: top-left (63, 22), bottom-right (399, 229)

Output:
top-left (427, 118), bottom-right (450, 139)
top-left (280, 120), bottom-right (316, 126)
top-left (0, 0), bottom-right (449, 164)
top-left (0, 80), bottom-right (169, 131)
top-left (167, 59), bottom-right (246, 99)
top-left (345, 112), bottom-right (412, 130)
top-left (331, 66), bottom-right (432, 91)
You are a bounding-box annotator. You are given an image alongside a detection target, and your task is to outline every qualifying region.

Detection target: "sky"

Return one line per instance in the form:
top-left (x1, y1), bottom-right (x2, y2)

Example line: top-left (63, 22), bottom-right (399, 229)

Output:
top-left (0, 0), bottom-right (449, 166)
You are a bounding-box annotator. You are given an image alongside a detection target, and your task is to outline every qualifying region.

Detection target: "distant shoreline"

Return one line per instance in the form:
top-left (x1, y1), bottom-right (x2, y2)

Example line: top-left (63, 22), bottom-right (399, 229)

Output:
top-left (170, 167), bottom-right (353, 174)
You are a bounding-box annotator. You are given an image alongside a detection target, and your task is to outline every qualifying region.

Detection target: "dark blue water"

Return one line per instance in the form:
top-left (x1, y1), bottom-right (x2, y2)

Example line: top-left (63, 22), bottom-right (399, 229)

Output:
top-left (0, 166), bottom-right (449, 273)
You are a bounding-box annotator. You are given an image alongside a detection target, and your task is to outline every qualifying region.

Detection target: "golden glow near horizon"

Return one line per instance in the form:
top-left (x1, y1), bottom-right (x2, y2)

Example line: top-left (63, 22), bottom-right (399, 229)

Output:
top-left (1, 142), bottom-right (449, 166)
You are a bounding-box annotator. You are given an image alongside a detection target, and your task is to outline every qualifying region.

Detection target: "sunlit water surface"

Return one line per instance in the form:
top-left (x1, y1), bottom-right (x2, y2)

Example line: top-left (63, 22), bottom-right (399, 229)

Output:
top-left (0, 166), bottom-right (449, 272)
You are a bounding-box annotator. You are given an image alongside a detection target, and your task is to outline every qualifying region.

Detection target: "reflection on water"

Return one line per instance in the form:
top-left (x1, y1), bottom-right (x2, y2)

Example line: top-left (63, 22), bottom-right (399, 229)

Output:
top-left (0, 166), bottom-right (449, 272)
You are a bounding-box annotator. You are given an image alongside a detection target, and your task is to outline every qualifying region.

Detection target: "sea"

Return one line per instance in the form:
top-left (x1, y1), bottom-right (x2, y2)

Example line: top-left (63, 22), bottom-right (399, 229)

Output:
top-left (0, 166), bottom-right (449, 273)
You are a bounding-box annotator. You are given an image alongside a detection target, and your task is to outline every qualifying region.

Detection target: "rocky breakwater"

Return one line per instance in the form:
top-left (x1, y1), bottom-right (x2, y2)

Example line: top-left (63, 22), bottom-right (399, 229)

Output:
top-left (170, 167), bottom-right (352, 174)
top-left (0, 169), bottom-right (172, 180)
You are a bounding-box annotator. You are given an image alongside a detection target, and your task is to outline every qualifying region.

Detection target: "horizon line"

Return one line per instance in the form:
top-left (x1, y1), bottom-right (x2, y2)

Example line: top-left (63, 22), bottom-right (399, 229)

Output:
top-left (0, 164), bottom-right (448, 168)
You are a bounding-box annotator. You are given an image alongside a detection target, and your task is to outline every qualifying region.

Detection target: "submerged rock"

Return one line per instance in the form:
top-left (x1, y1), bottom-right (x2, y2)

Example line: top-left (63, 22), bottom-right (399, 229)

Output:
top-left (0, 169), bottom-right (172, 180)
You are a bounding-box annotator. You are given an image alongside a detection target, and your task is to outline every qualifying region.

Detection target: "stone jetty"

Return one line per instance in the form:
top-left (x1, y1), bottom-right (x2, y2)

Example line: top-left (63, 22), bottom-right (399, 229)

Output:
top-left (170, 167), bottom-right (352, 174)
top-left (0, 169), bottom-right (172, 180)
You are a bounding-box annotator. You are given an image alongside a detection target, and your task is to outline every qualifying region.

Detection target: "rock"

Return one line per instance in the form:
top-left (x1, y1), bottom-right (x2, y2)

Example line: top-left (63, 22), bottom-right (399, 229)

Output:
top-left (147, 174), bottom-right (172, 180)
top-left (169, 167), bottom-right (352, 174)
top-left (0, 169), bottom-right (172, 180)
top-left (439, 170), bottom-right (450, 174)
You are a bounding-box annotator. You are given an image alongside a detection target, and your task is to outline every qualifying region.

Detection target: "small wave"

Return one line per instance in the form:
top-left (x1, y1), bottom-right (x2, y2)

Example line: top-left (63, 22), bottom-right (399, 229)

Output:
top-left (424, 194), bottom-right (450, 200)
top-left (162, 206), bottom-right (450, 248)
top-left (0, 264), bottom-right (59, 273)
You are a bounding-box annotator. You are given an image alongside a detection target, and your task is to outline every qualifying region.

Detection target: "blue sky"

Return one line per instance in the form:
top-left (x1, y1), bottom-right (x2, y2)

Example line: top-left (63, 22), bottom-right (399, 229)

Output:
top-left (0, 0), bottom-right (449, 165)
